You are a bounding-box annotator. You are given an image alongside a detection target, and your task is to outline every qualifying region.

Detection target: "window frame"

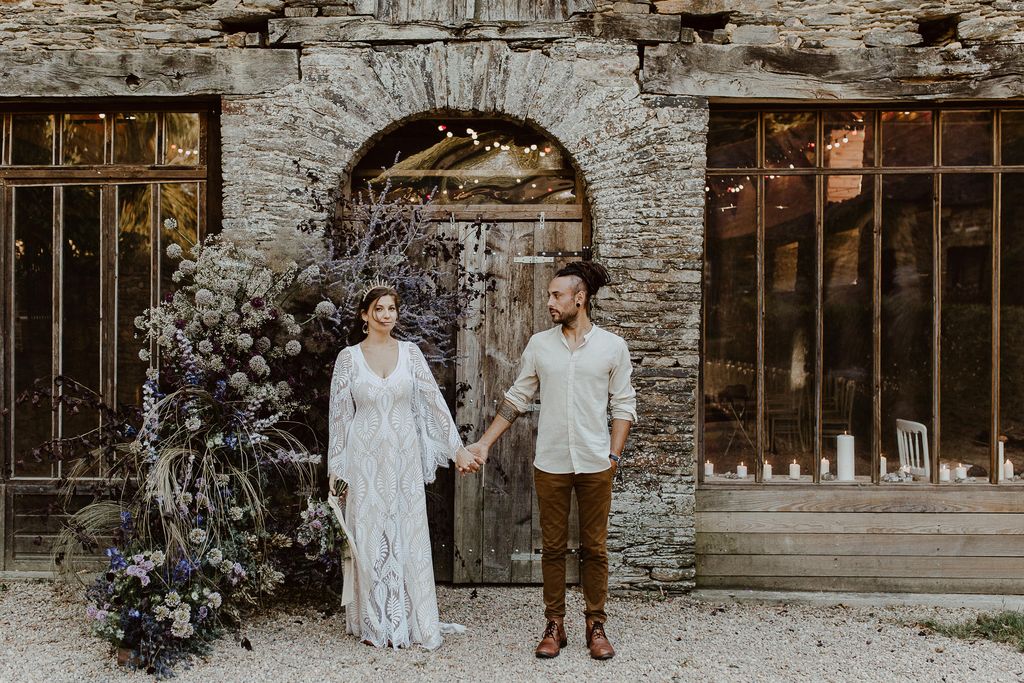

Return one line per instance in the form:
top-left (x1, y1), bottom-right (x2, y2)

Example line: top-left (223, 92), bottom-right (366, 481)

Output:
top-left (702, 103), bottom-right (1019, 487)
top-left (0, 102), bottom-right (219, 482)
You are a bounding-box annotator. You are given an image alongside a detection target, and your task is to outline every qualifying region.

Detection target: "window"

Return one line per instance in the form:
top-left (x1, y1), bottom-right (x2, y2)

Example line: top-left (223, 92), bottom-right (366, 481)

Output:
top-left (703, 107), bottom-right (1022, 486)
top-left (2, 105), bottom-right (216, 479)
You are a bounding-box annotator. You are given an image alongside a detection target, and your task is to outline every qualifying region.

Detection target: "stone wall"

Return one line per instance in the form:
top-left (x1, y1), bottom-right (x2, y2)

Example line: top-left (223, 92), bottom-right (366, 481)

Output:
top-left (219, 41), bottom-right (704, 592)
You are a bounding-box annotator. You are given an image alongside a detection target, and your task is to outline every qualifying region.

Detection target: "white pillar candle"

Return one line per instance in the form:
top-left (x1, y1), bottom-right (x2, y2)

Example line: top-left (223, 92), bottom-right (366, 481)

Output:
top-left (763, 462), bottom-right (773, 480)
top-left (999, 440), bottom-right (1005, 465)
top-left (837, 433), bottom-right (855, 481)
top-left (789, 460), bottom-right (800, 480)
top-left (939, 464), bottom-right (950, 482)
top-left (880, 455), bottom-right (887, 477)
top-left (736, 462), bottom-right (748, 478)
top-left (955, 463), bottom-right (967, 480)
top-left (820, 457), bottom-right (830, 476)
top-left (1005, 459), bottom-right (1014, 480)
top-left (704, 460), bottom-right (714, 477)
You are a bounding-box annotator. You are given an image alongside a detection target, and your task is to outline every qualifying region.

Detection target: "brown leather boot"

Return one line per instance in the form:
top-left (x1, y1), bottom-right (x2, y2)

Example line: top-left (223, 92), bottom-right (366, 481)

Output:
top-left (586, 621), bottom-right (615, 660)
top-left (534, 619), bottom-right (568, 658)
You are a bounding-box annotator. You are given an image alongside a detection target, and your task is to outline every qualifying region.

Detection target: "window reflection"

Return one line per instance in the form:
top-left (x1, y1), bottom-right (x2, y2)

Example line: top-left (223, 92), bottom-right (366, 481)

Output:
top-left (114, 113), bottom-right (157, 165)
top-left (823, 112), bottom-right (873, 168)
top-left (882, 111), bottom-right (933, 167)
top-left (881, 175), bottom-right (933, 481)
top-left (941, 111), bottom-right (993, 166)
top-left (11, 115), bottom-right (53, 165)
top-left (1001, 174), bottom-right (1024, 483)
top-left (62, 113), bottom-right (105, 165)
top-left (764, 174), bottom-right (816, 475)
top-left (823, 176), bottom-right (873, 479)
top-left (707, 112), bottom-right (757, 168)
top-left (163, 113), bottom-right (201, 166)
top-left (703, 176), bottom-right (757, 479)
top-left (352, 119), bottom-right (577, 205)
top-left (941, 174), bottom-right (993, 476)
top-left (764, 112), bottom-right (816, 169)
top-left (159, 183), bottom-right (200, 298)
top-left (118, 185), bottom-right (152, 409)
top-left (13, 187), bottom-right (55, 477)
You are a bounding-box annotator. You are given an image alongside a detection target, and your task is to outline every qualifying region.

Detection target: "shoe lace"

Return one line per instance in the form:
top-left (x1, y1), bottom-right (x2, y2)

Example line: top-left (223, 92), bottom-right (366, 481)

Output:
top-left (543, 621), bottom-right (559, 639)
top-left (591, 622), bottom-right (607, 641)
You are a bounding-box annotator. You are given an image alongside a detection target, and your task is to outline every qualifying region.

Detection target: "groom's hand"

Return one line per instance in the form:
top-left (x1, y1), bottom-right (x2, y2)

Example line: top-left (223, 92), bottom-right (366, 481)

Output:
top-left (466, 442), bottom-right (488, 471)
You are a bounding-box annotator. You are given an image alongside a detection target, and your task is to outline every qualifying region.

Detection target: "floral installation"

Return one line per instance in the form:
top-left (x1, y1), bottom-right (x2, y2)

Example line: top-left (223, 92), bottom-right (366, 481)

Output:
top-left (29, 188), bottom-right (484, 676)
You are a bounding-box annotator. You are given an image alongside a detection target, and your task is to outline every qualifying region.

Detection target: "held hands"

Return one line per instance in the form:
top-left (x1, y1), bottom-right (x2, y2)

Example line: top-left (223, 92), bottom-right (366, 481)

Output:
top-left (455, 442), bottom-right (489, 475)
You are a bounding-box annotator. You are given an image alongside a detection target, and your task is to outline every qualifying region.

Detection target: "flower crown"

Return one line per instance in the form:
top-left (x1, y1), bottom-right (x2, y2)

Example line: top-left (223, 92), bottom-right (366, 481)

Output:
top-left (360, 276), bottom-right (395, 302)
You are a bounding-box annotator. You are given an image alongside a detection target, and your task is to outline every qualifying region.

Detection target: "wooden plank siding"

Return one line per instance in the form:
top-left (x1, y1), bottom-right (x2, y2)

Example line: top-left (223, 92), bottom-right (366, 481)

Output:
top-left (696, 487), bottom-right (1024, 594)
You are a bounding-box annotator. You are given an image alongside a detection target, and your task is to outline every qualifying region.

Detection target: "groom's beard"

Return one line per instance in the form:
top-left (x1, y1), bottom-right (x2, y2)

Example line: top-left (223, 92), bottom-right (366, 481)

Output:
top-left (550, 306), bottom-right (580, 325)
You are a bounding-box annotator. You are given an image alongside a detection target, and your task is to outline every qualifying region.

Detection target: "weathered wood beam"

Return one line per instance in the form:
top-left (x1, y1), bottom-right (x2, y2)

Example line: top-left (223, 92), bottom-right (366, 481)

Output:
top-left (0, 49), bottom-right (300, 98)
top-left (269, 14), bottom-right (690, 46)
top-left (642, 43), bottom-right (1024, 100)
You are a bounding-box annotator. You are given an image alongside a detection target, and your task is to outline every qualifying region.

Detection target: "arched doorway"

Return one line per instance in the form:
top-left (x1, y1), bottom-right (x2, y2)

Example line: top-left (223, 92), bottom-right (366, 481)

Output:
top-left (351, 116), bottom-right (590, 583)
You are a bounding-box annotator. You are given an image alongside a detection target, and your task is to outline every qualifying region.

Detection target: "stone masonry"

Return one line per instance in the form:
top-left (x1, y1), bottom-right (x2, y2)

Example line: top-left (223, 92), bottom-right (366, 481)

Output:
top-left (3, 0), bottom-right (1024, 593)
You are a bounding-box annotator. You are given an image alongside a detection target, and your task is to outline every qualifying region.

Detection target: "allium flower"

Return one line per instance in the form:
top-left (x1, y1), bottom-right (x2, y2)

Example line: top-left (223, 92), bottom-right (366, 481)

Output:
top-left (172, 605), bottom-right (191, 623)
top-left (134, 315), bottom-right (147, 330)
top-left (219, 559), bottom-right (234, 574)
top-left (314, 300), bottom-right (337, 319)
top-left (197, 606), bottom-right (209, 621)
top-left (185, 416), bottom-right (202, 432)
top-left (150, 550), bottom-right (166, 566)
top-left (207, 548), bottom-right (223, 566)
top-left (154, 605), bottom-right (171, 621)
top-left (179, 492), bottom-right (194, 505)
top-left (256, 336), bottom-right (271, 353)
top-left (188, 528), bottom-right (207, 544)
top-left (276, 381), bottom-right (292, 397)
top-left (138, 348), bottom-right (151, 362)
top-left (165, 591), bottom-right (181, 608)
top-left (171, 621), bottom-right (194, 639)
top-left (208, 356), bottom-right (225, 372)
top-left (164, 217), bottom-right (179, 231)
top-left (236, 333), bottom-right (253, 351)
top-left (197, 340), bottom-right (214, 354)
top-left (201, 311), bottom-right (221, 327)
top-left (178, 259), bottom-right (196, 275)
top-left (297, 264), bottom-right (320, 285)
top-left (228, 506), bottom-right (244, 521)
top-left (195, 288), bottom-right (216, 307)
top-left (166, 243), bottom-right (183, 259)
top-left (218, 279), bottom-right (238, 294)
top-left (206, 591), bottom-right (223, 609)
top-left (225, 312), bottom-right (241, 326)
top-left (248, 355), bottom-right (269, 376)
top-left (285, 340), bottom-right (302, 356)
top-left (229, 372), bottom-right (249, 391)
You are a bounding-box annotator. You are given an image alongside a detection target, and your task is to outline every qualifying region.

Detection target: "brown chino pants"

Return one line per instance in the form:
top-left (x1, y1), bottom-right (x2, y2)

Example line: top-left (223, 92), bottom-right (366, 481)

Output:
top-left (534, 466), bottom-right (614, 623)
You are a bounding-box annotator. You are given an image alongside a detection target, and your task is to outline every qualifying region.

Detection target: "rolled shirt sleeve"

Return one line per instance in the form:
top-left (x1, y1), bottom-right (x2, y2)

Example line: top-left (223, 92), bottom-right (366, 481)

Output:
top-left (608, 339), bottom-right (638, 424)
top-left (503, 339), bottom-right (539, 413)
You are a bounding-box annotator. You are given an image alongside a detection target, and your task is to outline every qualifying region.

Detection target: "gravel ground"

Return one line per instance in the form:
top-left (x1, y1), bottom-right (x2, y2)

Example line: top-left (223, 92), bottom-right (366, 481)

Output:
top-left (1, 581), bottom-right (1023, 682)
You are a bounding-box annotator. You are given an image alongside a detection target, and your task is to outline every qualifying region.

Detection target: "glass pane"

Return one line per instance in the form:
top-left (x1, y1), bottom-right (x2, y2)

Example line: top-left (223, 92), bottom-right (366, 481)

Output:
top-left (822, 175), bottom-right (873, 481)
top-left (941, 174), bottom-right (993, 478)
top-left (882, 111), bottom-right (933, 167)
top-left (1001, 173), bottom-right (1024, 483)
top-left (823, 111), bottom-right (874, 169)
top-left (163, 113), bottom-right (201, 165)
top-left (1001, 110), bottom-right (1024, 166)
top-left (881, 175), bottom-right (933, 483)
top-left (13, 186), bottom-right (55, 477)
top-left (62, 113), bottom-right (105, 165)
top-left (117, 185), bottom-right (152, 410)
top-left (707, 112), bottom-right (757, 168)
top-left (764, 174), bottom-right (816, 477)
top-left (61, 186), bottom-right (102, 477)
top-left (11, 115), bottom-right (54, 165)
top-left (703, 176), bottom-right (757, 481)
top-left (941, 111), bottom-right (992, 166)
top-left (764, 112), bottom-right (816, 169)
top-left (352, 118), bottom-right (577, 205)
top-left (159, 183), bottom-right (200, 298)
top-left (114, 113), bottom-right (157, 165)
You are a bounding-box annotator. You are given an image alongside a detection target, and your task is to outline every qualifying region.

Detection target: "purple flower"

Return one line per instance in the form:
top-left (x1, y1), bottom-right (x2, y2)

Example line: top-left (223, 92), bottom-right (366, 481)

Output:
top-left (197, 606), bottom-right (209, 621)
top-left (95, 609), bottom-right (109, 621)
top-left (250, 297), bottom-right (265, 309)
top-left (311, 520), bottom-right (322, 531)
top-left (86, 605), bottom-right (98, 619)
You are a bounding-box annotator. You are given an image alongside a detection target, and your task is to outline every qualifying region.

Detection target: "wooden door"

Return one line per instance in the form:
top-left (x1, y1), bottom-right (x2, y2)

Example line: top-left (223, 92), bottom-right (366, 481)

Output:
top-left (453, 214), bottom-right (587, 584)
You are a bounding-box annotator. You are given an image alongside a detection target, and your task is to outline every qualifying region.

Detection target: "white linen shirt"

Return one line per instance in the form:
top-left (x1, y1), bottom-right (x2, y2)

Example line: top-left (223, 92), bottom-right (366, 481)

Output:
top-left (503, 324), bottom-right (638, 474)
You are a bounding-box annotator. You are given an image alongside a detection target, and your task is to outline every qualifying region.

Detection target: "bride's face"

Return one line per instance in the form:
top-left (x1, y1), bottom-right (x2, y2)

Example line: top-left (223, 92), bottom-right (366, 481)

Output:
top-left (362, 294), bottom-right (398, 333)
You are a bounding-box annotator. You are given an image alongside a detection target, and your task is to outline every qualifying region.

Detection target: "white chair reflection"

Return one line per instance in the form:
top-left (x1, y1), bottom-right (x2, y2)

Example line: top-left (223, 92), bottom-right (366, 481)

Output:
top-left (896, 419), bottom-right (930, 478)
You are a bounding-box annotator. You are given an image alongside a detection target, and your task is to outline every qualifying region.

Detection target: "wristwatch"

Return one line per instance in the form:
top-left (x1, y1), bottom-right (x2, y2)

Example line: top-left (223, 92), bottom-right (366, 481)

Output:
top-left (608, 453), bottom-right (621, 464)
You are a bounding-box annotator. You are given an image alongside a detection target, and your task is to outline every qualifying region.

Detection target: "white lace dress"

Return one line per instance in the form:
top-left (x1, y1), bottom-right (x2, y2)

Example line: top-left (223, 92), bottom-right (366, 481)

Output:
top-left (327, 341), bottom-right (464, 650)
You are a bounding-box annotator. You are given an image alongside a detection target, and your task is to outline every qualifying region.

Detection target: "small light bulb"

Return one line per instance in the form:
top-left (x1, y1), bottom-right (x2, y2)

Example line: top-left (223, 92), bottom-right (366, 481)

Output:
top-left (530, 144), bottom-right (537, 150)
top-left (438, 125), bottom-right (446, 131)
top-left (446, 132), bottom-right (453, 138)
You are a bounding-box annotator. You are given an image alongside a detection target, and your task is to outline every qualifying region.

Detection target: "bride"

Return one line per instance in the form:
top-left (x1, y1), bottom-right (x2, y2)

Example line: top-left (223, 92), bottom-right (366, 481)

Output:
top-left (327, 280), bottom-right (477, 650)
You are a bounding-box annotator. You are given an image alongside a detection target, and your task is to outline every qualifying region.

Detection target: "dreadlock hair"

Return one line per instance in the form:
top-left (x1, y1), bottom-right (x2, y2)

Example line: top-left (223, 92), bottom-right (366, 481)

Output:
top-left (554, 260), bottom-right (611, 315)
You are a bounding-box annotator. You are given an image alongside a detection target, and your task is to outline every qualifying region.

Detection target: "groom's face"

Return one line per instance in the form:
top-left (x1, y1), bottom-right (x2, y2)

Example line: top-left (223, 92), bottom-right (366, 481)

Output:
top-left (547, 276), bottom-right (583, 324)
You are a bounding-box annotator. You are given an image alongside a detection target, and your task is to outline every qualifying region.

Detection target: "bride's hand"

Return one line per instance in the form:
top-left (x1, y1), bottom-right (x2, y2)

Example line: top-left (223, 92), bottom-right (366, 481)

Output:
top-left (455, 447), bottom-right (479, 474)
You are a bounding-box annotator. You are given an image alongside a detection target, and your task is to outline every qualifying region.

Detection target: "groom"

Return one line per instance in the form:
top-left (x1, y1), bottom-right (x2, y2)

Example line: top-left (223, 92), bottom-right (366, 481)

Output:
top-left (467, 260), bottom-right (637, 660)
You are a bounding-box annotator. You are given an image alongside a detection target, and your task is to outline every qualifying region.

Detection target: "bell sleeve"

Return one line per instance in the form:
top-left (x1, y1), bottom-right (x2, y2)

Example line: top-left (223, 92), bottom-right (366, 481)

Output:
top-left (408, 342), bottom-right (464, 484)
top-left (327, 348), bottom-right (356, 484)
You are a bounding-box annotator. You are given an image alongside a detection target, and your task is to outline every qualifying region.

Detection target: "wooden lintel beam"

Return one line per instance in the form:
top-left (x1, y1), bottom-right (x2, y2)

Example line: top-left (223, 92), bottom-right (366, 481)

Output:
top-left (642, 43), bottom-right (1024, 100)
top-left (0, 49), bottom-right (300, 98)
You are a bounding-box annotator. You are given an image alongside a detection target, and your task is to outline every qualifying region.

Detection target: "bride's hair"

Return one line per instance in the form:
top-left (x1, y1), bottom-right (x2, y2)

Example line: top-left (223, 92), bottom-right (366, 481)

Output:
top-left (347, 286), bottom-right (402, 345)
